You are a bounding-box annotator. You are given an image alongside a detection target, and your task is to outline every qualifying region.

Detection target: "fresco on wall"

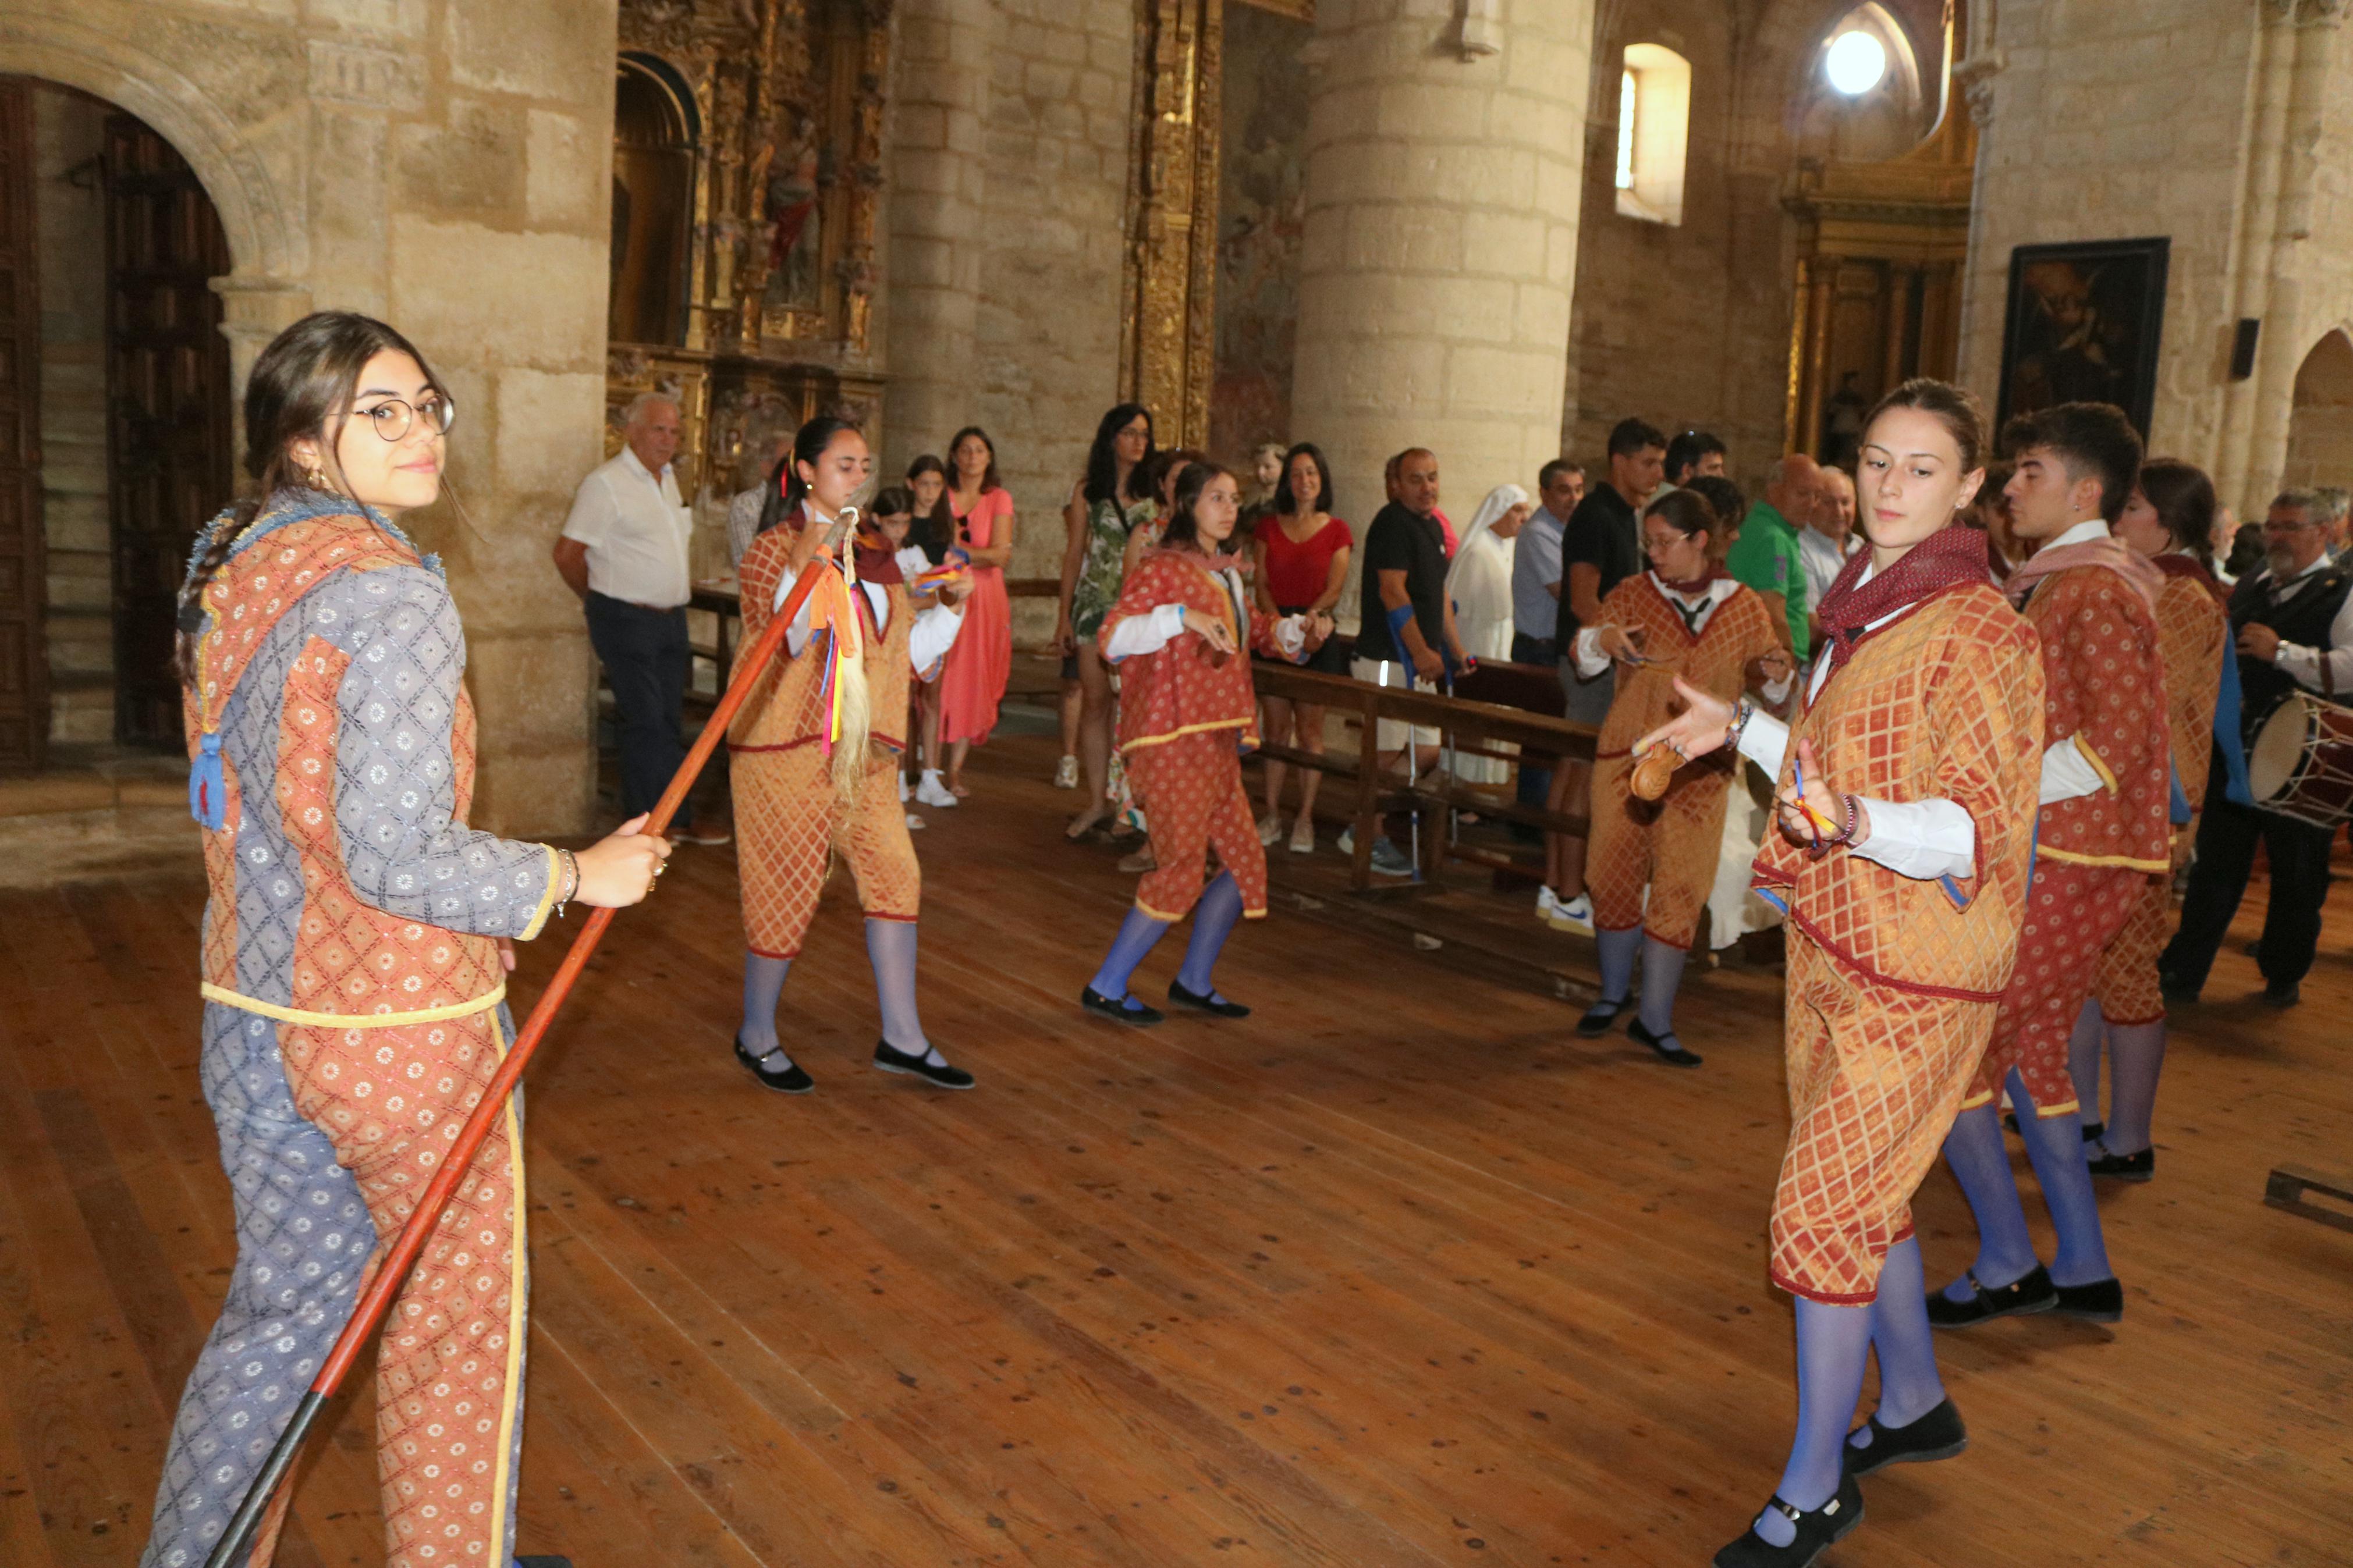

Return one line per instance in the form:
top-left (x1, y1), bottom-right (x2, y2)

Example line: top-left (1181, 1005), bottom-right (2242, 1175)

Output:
top-left (1209, 2), bottom-right (1312, 468)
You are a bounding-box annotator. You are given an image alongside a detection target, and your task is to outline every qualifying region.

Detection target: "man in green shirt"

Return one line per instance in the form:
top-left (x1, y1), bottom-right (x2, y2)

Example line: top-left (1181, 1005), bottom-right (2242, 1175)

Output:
top-left (1725, 452), bottom-right (1820, 660)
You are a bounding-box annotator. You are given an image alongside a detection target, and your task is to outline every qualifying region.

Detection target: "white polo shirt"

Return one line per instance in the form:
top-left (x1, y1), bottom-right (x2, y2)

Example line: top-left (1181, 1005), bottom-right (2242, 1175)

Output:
top-left (562, 445), bottom-right (694, 608)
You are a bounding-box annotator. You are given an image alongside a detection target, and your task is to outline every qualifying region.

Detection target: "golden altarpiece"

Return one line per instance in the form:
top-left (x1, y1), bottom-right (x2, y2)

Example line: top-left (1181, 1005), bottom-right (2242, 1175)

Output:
top-left (606, 0), bottom-right (890, 570)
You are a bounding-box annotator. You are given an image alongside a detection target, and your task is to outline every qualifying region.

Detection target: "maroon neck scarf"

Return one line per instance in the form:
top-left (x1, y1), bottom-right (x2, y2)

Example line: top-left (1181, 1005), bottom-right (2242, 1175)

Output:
top-left (1652, 566), bottom-right (1731, 596)
top-left (1813, 523), bottom-right (1992, 678)
top-left (2151, 549), bottom-right (2228, 607)
top-left (851, 523), bottom-right (906, 586)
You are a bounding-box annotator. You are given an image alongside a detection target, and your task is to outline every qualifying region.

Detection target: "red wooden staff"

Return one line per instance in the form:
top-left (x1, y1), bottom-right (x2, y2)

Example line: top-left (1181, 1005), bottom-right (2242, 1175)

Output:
top-left (201, 513), bottom-right (858, 1568)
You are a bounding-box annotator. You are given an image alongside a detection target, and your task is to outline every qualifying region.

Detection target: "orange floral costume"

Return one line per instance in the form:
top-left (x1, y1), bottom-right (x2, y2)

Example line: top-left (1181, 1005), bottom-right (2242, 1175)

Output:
top-left (147, 493), bottom-right (560, 1568)
top-left (729, 525), bottom-right (934, 957)
top-left (1966, 555), bottom-right (2173, 1117)
top-left (1753, 583), bottom-right (2044, 1303)
top-left (1100, 549), bottom-right (1291, 922)
top-left (1586, 575), bottom-right (1787, 950)
top-left (2091, 557), bottom-right (2228, 1025)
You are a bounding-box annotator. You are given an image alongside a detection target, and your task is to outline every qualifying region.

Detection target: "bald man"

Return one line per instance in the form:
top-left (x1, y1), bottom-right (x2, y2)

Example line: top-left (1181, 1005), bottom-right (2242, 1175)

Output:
top-left (1798, 465), bottom-right (1862, 653)
top-left (1725, 453), bottom-right (1819, 660)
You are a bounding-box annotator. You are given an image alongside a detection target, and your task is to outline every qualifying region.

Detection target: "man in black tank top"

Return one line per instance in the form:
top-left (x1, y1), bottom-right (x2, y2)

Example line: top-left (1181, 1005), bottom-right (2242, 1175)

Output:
top-left (2163, 490), bottom-right (2353, 1006)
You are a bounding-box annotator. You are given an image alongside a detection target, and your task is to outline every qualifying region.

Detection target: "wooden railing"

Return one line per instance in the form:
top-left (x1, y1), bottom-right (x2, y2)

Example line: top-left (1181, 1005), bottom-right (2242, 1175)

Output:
top-left (1250, 661), bottom-right (1598, 895)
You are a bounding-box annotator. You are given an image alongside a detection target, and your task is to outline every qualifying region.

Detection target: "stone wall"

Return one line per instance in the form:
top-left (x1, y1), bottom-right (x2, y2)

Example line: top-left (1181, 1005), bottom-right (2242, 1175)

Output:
top-left (0, 0), bottom-right (616, 836)
top-left (29, 84), bottom-right (110, 748)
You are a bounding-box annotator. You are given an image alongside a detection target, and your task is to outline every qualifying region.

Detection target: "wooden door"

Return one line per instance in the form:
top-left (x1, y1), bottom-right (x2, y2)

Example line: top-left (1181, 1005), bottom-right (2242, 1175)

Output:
top-left (0, 79), bottom-right (46, 772)
top-left (105, 112), bottom-right (229, 749)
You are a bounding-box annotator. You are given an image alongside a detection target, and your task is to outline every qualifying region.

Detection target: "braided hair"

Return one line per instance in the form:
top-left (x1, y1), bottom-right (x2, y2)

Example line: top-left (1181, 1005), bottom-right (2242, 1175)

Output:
top-left (175, 311), bottom-right (449, 687)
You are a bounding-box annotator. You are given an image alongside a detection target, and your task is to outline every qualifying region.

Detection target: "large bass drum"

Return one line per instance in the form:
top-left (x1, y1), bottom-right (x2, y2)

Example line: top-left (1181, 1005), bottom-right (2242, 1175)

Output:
top-left (2247, 689), bottom-right (2353, 828)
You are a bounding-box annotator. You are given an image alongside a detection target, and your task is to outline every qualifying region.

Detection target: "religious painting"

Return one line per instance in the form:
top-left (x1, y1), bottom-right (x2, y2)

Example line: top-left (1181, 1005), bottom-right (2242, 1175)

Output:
top-left (1208, 1), bottom-right (1314, 467)
top-left (1996, 236), bottom-right (2170, 438)
top-left (761, 112), bottom-right (827, 313)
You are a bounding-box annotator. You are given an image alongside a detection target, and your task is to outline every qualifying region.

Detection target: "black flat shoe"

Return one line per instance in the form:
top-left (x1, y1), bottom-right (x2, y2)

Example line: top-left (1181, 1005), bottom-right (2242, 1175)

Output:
top-left (734, 1036), bottom-right (814, 1094)
top-left (2086, 1144), bottom-right (2155, 1182)
top-left (872, 1039), bottom-right (975, 1090)
top-left (2262, 979), bottom-right (2301, 1008)
top-left (1081, 984), bottom-right (1163, 1026)
top-left (1167, 979), bottom-right (1251, 1018)
top-left (2080, 1119), bottom-right (2104, 1143)
top-left (1712, 1473), bottom-right (1863, 1567)
top-left (516, 1558), bottom-right (573, 1567)
top-left (1926, 1264), bottom-right (2056, 1328)
top-left (1576, 998), bottom-right (1627, 1038)
top-left (1843, 1397), bottom-right (1968, 1477)
top-left (1627, 1016), bottom-right (1702, 1068)
top-left (2051, 1275), bottom-right (2124, 1322)
top-left (2159, 976), bottom-right (2201, 1005)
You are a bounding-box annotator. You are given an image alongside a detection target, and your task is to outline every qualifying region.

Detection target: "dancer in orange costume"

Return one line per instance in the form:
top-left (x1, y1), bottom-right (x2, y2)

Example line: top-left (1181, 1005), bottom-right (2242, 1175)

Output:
top-left (1932, 402), bottom-right (2171, 1333)
top-left (728, 416), bottom-right (977, 1094)
top-left (143, 314), bottom-right (666, 1568)
top-left (1079, 460), bottom-right (1330, 1025)
top-left (2074, 459), bottom-right (2232, 1182)
top-left (1642, 381), bottom-right (2042, 1567)
top-left (1567, 486), bottom-right (1793, 1066)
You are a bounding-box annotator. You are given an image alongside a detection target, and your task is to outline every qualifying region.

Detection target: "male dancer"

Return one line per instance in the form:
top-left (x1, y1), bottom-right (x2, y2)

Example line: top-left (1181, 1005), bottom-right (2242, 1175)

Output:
top-left (1932, 402), bottom-right (2170, 1328)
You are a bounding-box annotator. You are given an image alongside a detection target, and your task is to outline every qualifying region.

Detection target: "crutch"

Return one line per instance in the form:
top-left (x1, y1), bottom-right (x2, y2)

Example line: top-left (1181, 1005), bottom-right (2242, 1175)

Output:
top-left (200, 511), bottom-right (861, 1568)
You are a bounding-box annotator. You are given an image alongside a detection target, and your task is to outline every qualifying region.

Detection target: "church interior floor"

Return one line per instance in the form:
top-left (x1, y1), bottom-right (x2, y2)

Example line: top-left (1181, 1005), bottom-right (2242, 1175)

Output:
top-left (3, 724), bottom-right (2348, 1567)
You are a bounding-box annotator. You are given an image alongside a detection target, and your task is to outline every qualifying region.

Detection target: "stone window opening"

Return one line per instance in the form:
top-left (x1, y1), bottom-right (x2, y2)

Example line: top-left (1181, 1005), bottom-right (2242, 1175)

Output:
top-left (1615, 44), bottom-right (1690, 227)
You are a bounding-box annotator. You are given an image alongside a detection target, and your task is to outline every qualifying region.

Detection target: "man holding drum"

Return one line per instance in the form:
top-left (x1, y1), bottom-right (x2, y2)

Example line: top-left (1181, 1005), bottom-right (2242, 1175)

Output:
top-left (2163, 489), bottom-right (2353, 1008)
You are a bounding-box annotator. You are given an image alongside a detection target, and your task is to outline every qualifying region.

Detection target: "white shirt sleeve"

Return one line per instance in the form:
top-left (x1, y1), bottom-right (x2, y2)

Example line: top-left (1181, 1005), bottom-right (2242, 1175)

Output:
top-left (1737, 709), bottom-right (1790, 777)
top-left (2039, 734), bottom-right (2110, 805)
top-left (2272, 588), bottom-right (2353, 694)
top-left (1570, 625), bottom-right (1612, 678)
top-left (908, 602), bottom-right (963, 678)
top-left (1849, 798), bottom-right (1978, 880)
top-left (562, 473), bottom-right (613, 547)
top-left (1103, 603), bottom-right (1188, 662)
top-left (768, 563), bottom-right (821, 657)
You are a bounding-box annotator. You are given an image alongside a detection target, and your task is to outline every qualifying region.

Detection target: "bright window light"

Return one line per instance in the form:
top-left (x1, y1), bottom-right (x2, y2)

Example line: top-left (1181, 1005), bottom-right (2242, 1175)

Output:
top-left (1616, 70), bottom-right (1637, 190)
top-left (1825, 30), bottom-right (1887, 95)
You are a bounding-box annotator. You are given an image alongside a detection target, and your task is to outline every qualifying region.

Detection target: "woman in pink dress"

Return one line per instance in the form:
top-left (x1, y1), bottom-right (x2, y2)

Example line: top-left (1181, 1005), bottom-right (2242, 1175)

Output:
top-left (937, 425), bottom-right (1015, 796)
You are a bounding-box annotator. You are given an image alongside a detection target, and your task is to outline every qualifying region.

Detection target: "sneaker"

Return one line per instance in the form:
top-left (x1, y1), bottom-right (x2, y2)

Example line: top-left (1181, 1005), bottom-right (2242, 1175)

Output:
top-left (1288, 817), bottom-right (1315, 855)
top-left (1368, 837), bottom-right (1414, 877)
top-left (1547, 892), bottom-right (1595, 935)
top-left (673, 823), bottom-right (732, 847)
top-left (1536, 886), bottom-right (1563, 923)
top-left (1336, 826), bottom-right (1355, 856)
top-left (1054, 754), bottom-right (1080, 789)
top-left (1257, 813), bottom-right (1284, 847)
top-left (899, 772), bottom-right (912, 803)
top-left (915, 772), bottom-right (958, 809)
top-left (1117, 847), bottom-right (1158, 874)
top-left (904, 811), bottom-right (927, 830)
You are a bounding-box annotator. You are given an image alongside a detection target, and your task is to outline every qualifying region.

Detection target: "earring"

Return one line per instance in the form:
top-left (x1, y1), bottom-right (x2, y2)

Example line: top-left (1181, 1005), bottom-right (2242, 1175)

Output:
top-left (306, 464), bottom-right (327, 488)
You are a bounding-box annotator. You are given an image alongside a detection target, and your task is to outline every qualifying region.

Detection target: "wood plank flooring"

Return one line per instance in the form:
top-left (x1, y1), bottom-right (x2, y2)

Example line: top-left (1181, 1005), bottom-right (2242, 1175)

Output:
top-left (2, 725), bottom-right (2348, 1566)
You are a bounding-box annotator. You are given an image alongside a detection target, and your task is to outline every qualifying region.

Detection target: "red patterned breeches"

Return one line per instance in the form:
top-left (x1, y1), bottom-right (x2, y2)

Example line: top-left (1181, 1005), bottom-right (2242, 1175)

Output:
top-left (733, 745), bottom-right (921, 958)
top-left (1966, 859), bottom-right (2149, 1117)
top-left (1586, 753), bottom-right (1735, 950)
top-left (2089, 872), bottom-right (2172, 1026)
top-left (1129, 729), bottom-right (1268, 923)
top-left (1770, 937), bottom-right (1997, 1305)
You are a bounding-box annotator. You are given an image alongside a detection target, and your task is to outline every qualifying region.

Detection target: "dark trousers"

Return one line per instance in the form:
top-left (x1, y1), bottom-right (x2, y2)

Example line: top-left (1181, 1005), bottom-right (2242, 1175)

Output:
top-left (585, 591), bottom-right (693, 826)
top-left (1509, 632), bottom-right (1557, 832)
top-left (2162, 792), bottom-right (2333, 990)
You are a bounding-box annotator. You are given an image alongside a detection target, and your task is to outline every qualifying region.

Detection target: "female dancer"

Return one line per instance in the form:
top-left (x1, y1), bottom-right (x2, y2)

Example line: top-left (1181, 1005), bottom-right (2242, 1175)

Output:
top-left (144, 312), bottom-right (668, 1568)
top-left (2074, 458), bottom-right (2231, 1181)
top-left (1080, 461), bottom-right (1330, 1023)
top-left (1570, 488), bottom-right (1791, 1065)
top-left (905, 454), bottom-right (955, 808)
top-left (1640, 381), bottom-right (2043, 1567)
top-left (1057, 403), bottom-right (1159, 838)
top-left (936, 425), bottom-right (1015, 798)
top-left (729, 417), bottom-right (975, 1094)
top-left (1250, 442), bottom-right (1353, 852)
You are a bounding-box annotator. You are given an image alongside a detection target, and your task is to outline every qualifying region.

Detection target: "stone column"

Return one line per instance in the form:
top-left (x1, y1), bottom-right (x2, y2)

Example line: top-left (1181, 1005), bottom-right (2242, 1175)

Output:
top-left (1288, 0), bottom-right (1593, 590)
top-left (881, 0), bottom-right (996, 467)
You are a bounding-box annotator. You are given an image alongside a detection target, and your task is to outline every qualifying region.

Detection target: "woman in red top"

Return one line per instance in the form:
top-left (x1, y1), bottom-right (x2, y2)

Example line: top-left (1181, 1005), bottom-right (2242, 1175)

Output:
top-left (1249, 443), bottom-right (1353, 855)
top-left (936, 425), bottom-right (1015, 797)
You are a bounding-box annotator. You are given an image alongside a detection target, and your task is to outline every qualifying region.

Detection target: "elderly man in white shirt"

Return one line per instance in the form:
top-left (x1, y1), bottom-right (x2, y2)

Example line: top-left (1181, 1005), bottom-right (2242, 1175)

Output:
top-left (553, 392), bottom-right (728, 843)
top-left (1798, 467), bottom-right (1863, 656)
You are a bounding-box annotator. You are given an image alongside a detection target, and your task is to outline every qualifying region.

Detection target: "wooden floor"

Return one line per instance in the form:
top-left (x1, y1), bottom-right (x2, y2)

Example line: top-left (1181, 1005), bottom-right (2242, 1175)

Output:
top-left (3, 723), bottom-right (2350, 1567)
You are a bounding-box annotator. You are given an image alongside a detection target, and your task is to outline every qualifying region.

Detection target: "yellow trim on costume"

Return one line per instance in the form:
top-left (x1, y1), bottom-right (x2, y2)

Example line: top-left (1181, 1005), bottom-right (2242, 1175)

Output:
top-left (199, 982), bottom-right (507, 1027)
top-left (487, 1009), bottom-right (529, 1560)
top-left (2068, 732), bottom-right (2120, 795)
top-left (1960, 1087), bottom-right (1994, 1111)
top-left (1118, 717), bottom-right (1252, 755)
top-left (516, 844), bottom-right (562, 942)
top-left (2032, 1097), bottom-right (2081, 1118)
top-left (2034, 845), bottom-right (2171, 873)
top-left (1135, 897), bottom-right (1188, 921)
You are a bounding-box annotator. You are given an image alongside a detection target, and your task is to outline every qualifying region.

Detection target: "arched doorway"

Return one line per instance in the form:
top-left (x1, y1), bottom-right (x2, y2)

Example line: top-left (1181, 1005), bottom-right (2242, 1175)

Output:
top-left (2281, 329), bottom-right (2353, 494)
top-left (0, 76), bottom-right (229, 772)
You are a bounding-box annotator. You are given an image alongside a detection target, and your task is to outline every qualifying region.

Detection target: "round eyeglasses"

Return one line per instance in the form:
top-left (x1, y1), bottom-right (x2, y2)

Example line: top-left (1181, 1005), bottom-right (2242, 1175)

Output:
top-left (357, 393), bottom-right (457, 442)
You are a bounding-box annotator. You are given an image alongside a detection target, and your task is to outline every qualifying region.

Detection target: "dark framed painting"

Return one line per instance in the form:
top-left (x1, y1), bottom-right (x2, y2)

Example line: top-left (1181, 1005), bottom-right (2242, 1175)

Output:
top-left (1996, 236), bottom-right (2170, 438)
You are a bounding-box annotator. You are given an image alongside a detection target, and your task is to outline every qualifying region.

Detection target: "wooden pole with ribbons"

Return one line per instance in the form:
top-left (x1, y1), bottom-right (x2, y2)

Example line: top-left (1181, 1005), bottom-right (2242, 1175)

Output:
top-left (201, 512), bottom-right (857, 1568)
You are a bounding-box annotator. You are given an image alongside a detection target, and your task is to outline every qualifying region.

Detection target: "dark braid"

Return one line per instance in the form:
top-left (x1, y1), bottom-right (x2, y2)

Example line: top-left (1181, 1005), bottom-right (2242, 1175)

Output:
top-left (175, 311), bottom-right (449, 687)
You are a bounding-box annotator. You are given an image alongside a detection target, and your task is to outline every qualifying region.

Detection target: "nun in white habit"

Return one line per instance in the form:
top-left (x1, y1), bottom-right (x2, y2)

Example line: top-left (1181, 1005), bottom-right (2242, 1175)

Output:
top-left (1444, 483), bottom-right (1530, 785)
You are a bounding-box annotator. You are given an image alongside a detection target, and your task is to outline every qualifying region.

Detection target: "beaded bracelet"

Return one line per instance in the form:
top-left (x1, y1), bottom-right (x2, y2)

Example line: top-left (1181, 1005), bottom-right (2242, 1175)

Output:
top-left (555, 848), bottom-right (580, 919)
